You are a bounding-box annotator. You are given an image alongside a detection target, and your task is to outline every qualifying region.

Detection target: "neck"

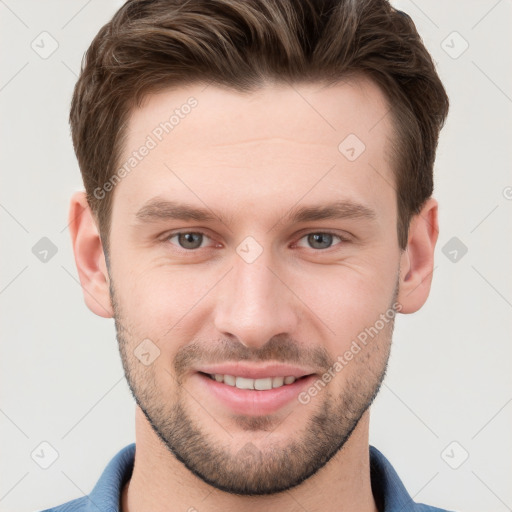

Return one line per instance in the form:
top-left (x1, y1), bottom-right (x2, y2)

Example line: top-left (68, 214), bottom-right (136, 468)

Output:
top-left (121, 406), bottom-right (377, 512)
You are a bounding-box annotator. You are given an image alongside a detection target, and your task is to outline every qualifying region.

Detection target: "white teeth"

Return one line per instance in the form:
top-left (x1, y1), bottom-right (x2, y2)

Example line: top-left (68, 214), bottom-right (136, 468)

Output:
top-left (236, 376), bottom-right (254, 389)
top-left (272, 376), bottom-right (284, 388)
top-left (209, 374), bottom-right (297, 390)
top-left (255, 377), bottom-right (272, 390)
top-left (223, 375), bottom-right (236, 386)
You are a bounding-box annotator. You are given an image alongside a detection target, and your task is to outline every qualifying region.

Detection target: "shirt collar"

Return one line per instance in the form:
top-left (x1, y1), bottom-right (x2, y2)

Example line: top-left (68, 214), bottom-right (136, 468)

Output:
top-left (370, 445), bottom-right (418, 511)
top-left (87, 442), bottom-right (135, 512)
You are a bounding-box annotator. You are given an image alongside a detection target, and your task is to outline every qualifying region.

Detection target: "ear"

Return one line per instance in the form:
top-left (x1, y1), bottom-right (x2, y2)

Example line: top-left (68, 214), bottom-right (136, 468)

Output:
top-left (68, 191), bottom-right (113, 318)
top-left (397, 198), bottom-right (439, 314)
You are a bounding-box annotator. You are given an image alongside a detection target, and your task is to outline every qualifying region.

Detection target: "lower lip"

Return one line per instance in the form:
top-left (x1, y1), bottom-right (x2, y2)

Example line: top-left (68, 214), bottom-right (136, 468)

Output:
top-left (194, 372), bottom-right (316, 416)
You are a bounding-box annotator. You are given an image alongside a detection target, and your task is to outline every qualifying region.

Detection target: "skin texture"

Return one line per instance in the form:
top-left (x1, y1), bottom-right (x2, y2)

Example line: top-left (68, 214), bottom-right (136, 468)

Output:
top-left (69, 77), bottom-right (439, 512)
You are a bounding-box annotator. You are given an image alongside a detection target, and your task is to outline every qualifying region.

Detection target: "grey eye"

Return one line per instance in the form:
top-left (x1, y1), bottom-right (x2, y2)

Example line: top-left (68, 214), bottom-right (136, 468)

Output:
top-left (174, 232), bottom-right (205, 250)
top-left (306, 233), bottom-right (335, 250)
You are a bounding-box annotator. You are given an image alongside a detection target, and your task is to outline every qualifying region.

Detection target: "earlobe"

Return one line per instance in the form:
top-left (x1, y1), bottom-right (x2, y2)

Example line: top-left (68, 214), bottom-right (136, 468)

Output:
top-left (397, 198), bottom-right (439, 314)
top-left (68, 191), bottom-right (113, 318)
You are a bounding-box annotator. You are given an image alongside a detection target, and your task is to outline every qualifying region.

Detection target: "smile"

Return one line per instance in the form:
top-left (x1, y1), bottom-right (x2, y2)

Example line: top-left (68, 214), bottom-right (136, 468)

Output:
top-left (205, 373), bottom-right (301, 390)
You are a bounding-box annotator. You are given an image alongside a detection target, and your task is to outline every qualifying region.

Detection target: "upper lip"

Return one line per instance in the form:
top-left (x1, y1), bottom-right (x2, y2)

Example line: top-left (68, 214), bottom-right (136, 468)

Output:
top-left (196, 363), bottom-right (316, 380)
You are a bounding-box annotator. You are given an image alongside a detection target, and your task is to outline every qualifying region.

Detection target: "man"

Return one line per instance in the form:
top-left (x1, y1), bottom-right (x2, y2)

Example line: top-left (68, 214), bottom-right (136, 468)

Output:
top-left (41, 0), bottom-right (451, 510)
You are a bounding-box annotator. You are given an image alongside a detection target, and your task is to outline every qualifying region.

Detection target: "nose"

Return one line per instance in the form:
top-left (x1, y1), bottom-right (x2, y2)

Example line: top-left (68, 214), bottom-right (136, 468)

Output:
top-left (213, 247), bottom-right (299, 350)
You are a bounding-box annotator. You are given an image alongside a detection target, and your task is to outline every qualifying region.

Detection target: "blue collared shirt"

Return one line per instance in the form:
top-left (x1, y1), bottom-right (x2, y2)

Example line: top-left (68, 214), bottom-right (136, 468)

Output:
top-left (39, 444), bottom-right (452, 512)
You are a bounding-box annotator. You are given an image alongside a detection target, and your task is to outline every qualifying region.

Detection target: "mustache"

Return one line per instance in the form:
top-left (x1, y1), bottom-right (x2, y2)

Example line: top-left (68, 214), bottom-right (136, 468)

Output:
top-left (174, 335), bottom-right (334, 378)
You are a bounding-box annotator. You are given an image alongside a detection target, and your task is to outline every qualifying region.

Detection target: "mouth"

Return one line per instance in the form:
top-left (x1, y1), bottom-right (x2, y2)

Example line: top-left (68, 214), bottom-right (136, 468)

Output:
top-left (199, 371), bottom-right (311, 390)
top-left (194, 371), bottom-right (317, 416)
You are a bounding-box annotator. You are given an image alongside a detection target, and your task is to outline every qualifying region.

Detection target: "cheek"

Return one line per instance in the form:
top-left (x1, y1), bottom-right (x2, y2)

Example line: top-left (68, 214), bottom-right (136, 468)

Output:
top-left (292, 261), bottom-right (398, 338)
top-left (313, 274), bottom-right (396, 391)
top-left (113, 264), bottom-right (220, 337)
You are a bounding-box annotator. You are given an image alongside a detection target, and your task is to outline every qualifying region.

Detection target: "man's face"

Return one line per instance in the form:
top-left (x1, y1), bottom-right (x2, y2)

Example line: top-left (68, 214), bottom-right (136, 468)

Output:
top-left (108, 78), bottom-right (402, 494)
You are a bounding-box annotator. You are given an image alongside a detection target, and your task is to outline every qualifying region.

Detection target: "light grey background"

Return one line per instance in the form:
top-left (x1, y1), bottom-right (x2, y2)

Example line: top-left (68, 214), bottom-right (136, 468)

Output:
top-left (1, 1), bottom-right (511, 511)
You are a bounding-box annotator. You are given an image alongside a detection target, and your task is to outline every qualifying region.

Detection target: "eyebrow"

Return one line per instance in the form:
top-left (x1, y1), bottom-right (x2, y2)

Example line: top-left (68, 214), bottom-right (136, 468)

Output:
top-left (134, 197), bottom-right (376, 227)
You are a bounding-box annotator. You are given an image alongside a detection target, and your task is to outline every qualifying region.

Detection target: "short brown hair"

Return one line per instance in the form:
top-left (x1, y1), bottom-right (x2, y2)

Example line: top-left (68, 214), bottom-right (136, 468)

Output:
top-left (70, 0), bottom-right (449, 250)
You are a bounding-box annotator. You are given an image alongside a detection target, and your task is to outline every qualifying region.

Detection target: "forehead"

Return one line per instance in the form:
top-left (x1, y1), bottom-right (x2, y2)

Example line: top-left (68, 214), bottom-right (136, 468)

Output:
top-left (113, 77), bottom-right (395, 225)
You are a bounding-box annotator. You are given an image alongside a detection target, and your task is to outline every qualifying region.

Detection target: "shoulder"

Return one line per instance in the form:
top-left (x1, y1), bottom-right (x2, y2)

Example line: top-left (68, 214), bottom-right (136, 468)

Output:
top-left (38, 496), bottom-right (90, 512)
top-left (414, 505), bottom-right (456, 512)
top-left (35, 443), bottom-right (135, 512)
top-left (370, 445), bottom-right (455, 512)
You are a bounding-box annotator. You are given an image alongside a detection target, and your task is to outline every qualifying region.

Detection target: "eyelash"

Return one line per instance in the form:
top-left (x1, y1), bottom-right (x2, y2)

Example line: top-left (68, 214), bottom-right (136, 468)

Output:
top-left (163, 230), bottom-right (350, 254)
